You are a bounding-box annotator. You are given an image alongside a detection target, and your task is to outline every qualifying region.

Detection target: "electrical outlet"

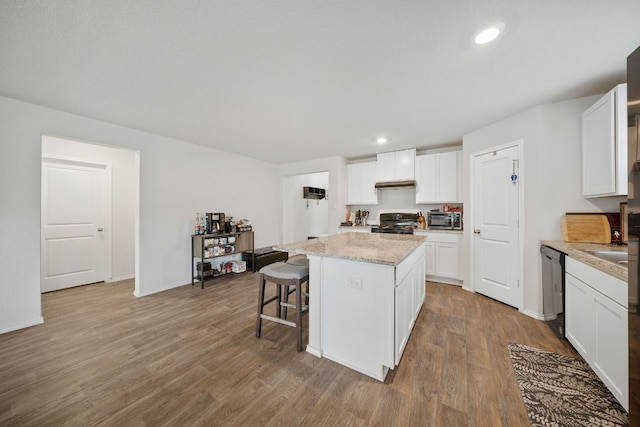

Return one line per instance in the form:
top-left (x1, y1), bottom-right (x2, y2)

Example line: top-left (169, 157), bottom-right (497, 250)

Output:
top-left (347, 277), bottom-right (362, 289)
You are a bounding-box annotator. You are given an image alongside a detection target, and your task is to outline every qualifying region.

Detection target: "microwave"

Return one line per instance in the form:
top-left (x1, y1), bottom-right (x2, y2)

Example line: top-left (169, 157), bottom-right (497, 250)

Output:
top-left (427, 212), bottom-right (462, 230)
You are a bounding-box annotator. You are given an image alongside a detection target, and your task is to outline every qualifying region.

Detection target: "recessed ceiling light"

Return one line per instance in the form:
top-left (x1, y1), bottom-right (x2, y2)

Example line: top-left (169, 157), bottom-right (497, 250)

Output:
top-left (376, 137), bottom-right (387, 144)
top-left (474, 23), bottom-right (504, 45)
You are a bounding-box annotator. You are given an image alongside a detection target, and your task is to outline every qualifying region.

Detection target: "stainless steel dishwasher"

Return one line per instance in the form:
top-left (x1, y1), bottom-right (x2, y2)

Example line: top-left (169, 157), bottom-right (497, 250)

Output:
top-left (540, 245), bottom-right (566, 339)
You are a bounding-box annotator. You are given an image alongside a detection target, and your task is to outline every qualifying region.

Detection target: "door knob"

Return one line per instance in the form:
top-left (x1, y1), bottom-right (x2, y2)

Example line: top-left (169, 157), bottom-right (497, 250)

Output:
top-left (474, 229), bottom-right (481, 234)
top-left (98, 227), bottom-right (104, 232)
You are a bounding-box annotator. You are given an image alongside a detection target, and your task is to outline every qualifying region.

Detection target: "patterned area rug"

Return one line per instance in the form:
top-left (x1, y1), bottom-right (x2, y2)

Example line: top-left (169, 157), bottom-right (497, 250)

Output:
top-left (507, 343), bottom-right (627, 427)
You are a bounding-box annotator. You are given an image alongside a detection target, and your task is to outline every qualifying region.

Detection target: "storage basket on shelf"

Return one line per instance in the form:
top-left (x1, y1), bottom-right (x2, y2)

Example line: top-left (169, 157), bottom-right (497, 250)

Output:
top-left (232, 260), bottom-right (246, 273)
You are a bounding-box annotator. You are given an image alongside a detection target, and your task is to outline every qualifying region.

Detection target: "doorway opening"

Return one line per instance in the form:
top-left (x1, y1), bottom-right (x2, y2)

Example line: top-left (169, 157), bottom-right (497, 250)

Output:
top-left (282, 171), bottom-right (329, 243)
top-left (41, 135), bottom-right (139, 295)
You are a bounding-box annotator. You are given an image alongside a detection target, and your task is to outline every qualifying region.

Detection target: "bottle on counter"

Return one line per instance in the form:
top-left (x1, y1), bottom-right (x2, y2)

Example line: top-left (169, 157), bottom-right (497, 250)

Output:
top-left (199, 215), bottom-right (206, 234)
top-left (195, 213), bottom-right (201, 235)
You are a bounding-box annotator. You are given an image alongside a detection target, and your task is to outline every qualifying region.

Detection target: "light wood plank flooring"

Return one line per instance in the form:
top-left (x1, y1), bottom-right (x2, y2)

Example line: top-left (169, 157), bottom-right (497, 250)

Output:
top-left (0, 274), bottom-right (578, 426)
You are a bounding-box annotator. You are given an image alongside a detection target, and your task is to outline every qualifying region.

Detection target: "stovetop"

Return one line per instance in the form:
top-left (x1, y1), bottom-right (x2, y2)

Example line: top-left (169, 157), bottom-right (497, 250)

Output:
top-left (371, 213), bottom-right (418, 234)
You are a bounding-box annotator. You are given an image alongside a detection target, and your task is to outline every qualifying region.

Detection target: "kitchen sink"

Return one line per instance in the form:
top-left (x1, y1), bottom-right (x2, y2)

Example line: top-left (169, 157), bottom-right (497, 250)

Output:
top-left (585, 249), bottom-right (628, 264)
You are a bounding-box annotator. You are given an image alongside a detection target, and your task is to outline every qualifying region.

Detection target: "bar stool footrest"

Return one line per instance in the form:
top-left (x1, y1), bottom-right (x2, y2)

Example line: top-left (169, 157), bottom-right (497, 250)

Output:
top-left (260, 314), bottom-right (297, 328)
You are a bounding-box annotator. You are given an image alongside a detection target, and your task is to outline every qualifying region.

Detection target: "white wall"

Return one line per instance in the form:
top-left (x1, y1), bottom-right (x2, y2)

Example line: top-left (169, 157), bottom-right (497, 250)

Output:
top-left (463, 95), bottom-right (625, 317)
top-left (284, 172), bottom-right (329, 242)
top-left (0, 95), bottom-right (280, 334)
top-left (42, 135), bottom-right (136, 281)
top-left (279, 157), bottom-right (347, 243)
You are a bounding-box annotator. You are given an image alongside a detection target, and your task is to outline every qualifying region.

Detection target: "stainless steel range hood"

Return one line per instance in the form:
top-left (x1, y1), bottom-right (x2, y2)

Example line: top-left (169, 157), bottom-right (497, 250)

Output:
top-left (374, 179), bottom-right (416, 189)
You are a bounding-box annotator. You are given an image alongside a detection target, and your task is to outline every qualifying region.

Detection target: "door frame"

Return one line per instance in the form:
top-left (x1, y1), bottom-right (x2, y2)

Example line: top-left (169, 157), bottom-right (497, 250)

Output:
top-left (41, 155), bottom-right (113, 286)
top-left (468, 139), bottom-right (525, 311)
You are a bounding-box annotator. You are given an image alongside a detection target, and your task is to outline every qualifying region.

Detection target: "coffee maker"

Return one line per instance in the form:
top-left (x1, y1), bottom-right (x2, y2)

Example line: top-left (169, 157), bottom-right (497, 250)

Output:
top-left (225, 216), bottom-right (236, 233)
top-left (206, 212), bottom-right (225, 234)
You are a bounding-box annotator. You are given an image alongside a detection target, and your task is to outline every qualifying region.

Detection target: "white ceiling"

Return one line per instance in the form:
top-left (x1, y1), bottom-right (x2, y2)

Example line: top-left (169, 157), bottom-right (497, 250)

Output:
top-left (1, 1), bottom-right (639, 164)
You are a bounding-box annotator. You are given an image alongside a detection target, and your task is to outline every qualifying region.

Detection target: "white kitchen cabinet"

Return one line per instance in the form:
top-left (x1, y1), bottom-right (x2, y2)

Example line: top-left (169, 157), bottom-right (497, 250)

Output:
top-left (377, 149), bottom-right (416, 181)
top-left (416, 231), bottom-right (462, 285)
top-left (582, 84), bottom-right (627, 198)
top-left (565, 272), bottom-right (595, 358)
top-left (565, 257), bottom-right (628, 410)
top-left (346, 161), bottom-right (378, 205)
top-left (394, 245), bottom-right (425, 364)
top-left (424, 241), bottom-right (436, 276)
top-left (394, 267), bottom-right (412, 362)
top-left (415, 151), bottom-right (461, 203)
top-left (318, 242), bottom-right (425, 380)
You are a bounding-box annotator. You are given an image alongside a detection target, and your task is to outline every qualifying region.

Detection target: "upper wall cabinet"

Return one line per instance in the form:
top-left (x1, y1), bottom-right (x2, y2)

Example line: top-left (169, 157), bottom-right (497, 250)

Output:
top-left (346, 161), bottom-right (378, 205)
top-left (415, 151), bottom-right (461, 203)
top-left (582, 84), bottom-right (627, 198)
top-left (376, 149), bottom-right (416, 181)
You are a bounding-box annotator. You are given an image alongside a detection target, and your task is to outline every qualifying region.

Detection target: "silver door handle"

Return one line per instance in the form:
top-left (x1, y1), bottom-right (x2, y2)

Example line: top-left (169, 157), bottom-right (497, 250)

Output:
top-left (474, 229), bottom-right (481, 234)
top-left (98, 227), bottom-right (104, 232)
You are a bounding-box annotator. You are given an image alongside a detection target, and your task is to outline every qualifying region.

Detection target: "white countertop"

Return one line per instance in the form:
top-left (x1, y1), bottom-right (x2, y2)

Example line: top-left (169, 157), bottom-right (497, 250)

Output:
top-left (274, 232), bottom-right (426, 266)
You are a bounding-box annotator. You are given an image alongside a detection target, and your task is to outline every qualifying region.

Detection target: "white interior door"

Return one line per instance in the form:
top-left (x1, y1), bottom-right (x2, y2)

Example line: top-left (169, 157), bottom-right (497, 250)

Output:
top-left (41, 159), bottom-right (107, 292)
top-left (472, 145), bottom-right (521, 308)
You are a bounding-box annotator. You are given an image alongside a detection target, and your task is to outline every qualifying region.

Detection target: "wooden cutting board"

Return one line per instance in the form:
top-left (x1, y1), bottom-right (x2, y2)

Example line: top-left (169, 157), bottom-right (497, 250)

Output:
top-left (561, 213), bottom-right (611, 243)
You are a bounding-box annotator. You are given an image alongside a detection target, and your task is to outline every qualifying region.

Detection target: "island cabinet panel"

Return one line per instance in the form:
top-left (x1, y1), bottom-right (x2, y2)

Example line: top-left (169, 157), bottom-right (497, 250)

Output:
top-left (318, 247), bottom-right (425, 381)
top-left (395, 247), bottom-right (425, 364)
top-left (274, 233), bottom-right (427, 381)
top-left (321, 258), bottom-right (396, 380)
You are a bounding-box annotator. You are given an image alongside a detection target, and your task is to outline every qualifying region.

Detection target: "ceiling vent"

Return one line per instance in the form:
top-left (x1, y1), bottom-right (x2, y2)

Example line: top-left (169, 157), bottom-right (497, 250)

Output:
top-left (374, 180), bottom-right (416, 189)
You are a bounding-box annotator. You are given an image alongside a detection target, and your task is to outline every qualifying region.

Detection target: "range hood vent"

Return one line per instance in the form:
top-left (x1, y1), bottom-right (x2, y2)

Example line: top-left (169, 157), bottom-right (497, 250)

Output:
top-left (374, 179), bottom-right (416, 189)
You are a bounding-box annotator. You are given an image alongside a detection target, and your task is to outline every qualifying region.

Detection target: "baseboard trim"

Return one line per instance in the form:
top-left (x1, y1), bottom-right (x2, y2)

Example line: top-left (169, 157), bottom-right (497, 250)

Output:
top-left (426, 275), bottom-right (462, 286)
top-left (0, 316), bottom-right (44, 335)
top-left (108, 274), bottom-right (135, 283)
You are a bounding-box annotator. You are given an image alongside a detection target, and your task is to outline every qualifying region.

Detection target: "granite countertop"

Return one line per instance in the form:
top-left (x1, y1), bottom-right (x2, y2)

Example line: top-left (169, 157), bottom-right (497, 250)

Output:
top-left (338, 225), bottom-right (373, 230)
top-left (274, 232), bottom-right (427, 266)
top-left (541, 240), bottom-right (628, 281)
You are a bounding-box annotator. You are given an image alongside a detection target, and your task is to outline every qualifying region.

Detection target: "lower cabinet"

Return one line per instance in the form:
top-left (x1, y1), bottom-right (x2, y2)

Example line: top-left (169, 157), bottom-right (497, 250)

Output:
top-left (565, 257), bottom-right (628, 410)
top-left (417, 231), bottom-right (462, 285)
top-left (394, 244), bottom-right (426, 364)
top-left (319, 243), bottom-right (425, 380)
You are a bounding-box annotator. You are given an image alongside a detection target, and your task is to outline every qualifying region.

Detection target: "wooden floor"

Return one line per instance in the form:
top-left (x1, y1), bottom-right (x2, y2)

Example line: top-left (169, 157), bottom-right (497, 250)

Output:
top-left (0, 274), bottom-right (578, 426)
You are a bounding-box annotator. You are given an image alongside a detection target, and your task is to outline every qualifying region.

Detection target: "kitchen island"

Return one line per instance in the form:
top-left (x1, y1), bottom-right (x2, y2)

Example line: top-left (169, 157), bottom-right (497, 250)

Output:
top-left (274, 232), bottom-right (426, 381)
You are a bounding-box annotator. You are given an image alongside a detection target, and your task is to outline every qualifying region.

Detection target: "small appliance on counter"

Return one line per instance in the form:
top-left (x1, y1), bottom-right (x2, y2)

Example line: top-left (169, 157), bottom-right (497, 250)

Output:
top-left (204, 212), bottom-right (225, 234)
top-left (427, 211), bottom-right (462, 230)
top-left (224, 216), bottom-right (236, 233)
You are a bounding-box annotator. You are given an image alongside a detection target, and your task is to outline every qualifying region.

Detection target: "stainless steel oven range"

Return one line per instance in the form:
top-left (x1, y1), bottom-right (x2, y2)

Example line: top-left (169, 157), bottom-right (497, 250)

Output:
top-left (371, 213), bottom-right (417, 234)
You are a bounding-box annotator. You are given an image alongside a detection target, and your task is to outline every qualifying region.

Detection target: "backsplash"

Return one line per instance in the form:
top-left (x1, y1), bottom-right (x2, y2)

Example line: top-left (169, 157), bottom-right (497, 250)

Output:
top-left (347, 186), bottom-right (462, 224)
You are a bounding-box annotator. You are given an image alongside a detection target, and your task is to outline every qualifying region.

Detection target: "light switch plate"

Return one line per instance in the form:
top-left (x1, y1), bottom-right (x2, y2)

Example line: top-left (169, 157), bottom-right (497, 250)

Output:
top-left (347, 277), bottom-right (362, 289)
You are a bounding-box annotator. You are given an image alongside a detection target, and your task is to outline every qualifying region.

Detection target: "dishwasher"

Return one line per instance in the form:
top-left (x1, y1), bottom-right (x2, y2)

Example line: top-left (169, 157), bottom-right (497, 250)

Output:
top-left (540, 245), bottom-right (566, 339)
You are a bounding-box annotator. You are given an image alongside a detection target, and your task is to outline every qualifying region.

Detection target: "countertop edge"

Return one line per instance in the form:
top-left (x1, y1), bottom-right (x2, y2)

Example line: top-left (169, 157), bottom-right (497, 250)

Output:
top-left (274, 234), bottom-right (427, 266)
top-left (541, 240), bottom-right (627, 282)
